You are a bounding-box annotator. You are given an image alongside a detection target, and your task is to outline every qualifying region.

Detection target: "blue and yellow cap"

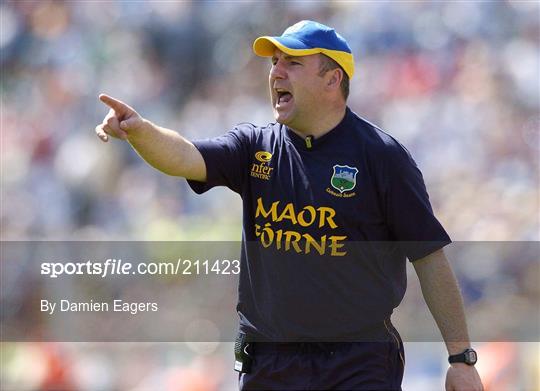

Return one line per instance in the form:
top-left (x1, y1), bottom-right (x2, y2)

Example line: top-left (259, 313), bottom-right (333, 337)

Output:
top-left (253, 20), bottom-right (354, 79)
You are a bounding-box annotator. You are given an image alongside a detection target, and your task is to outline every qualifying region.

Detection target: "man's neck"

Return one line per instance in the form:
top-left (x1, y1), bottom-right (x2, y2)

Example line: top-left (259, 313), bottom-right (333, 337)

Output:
top-left (288, 105), bottom-right (347, 139)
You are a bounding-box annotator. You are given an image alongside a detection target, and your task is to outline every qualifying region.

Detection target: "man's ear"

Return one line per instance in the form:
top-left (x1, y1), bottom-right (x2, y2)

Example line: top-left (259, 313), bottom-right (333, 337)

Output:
top-left (326, 68), bottom-right (343, 90)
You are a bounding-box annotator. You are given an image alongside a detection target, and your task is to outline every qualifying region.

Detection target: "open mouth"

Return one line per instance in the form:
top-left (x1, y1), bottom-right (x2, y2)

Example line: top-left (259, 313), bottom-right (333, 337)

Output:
top-left (276, 89), bottom-right (293, 105)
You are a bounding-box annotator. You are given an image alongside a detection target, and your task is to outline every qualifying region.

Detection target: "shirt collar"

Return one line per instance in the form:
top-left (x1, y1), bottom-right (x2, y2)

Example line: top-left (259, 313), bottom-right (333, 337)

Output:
top-left (284, 107), bottom-right (354, 151)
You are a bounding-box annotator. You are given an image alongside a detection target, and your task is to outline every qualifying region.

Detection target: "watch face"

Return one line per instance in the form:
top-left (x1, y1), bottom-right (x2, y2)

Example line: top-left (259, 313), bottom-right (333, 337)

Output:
top-left (465, 350), bottom-right (477, 364)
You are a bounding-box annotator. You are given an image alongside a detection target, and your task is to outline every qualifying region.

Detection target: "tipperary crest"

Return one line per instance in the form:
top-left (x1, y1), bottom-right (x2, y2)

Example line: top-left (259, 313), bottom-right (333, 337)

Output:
top-left (331, 165), bottom-right (358, 193)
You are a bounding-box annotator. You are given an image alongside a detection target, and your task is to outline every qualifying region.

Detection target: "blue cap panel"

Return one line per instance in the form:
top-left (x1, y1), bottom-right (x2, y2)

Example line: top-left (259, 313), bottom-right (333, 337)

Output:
top-left (280, 21), bottom-right (351, 53)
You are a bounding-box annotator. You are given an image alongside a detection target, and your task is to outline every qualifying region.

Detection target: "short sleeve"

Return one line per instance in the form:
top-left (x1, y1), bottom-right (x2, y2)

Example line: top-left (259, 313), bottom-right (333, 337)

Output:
top-left (381, 141), bottom-right (451, 261)
top-left (187, 125), bottom-right (252, 195)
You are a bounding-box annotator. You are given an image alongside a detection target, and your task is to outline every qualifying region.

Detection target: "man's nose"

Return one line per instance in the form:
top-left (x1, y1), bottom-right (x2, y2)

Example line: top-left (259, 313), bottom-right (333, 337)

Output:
top-left (270, 62), bottom-right (286, 80)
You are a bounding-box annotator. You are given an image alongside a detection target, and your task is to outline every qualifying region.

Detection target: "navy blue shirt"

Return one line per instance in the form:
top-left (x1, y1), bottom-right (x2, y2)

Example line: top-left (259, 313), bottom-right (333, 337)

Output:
top-left (188, 107), bottom-right (450, 341)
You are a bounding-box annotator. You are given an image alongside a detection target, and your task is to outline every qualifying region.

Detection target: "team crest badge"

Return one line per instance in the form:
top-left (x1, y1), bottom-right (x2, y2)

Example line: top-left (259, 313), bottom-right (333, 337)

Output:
top-left (331, 165), bottom-right (358, 193)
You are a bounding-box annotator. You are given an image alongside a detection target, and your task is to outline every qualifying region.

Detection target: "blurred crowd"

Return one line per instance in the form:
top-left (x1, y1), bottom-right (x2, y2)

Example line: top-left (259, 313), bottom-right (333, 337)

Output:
top-left (2, 1), bottom-right (538, 242)
top-left (1, 1), bottom-right (538, 390)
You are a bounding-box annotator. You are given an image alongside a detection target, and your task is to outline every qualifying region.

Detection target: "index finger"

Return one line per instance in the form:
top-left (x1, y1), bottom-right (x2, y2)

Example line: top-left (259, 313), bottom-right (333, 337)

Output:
top-left (99, 94), bottom-right (133, 117)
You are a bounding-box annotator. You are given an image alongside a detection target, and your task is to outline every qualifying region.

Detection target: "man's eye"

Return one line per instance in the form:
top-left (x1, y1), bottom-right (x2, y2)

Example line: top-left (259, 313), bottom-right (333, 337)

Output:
top-left (291, 61), bottom-right (301, 65)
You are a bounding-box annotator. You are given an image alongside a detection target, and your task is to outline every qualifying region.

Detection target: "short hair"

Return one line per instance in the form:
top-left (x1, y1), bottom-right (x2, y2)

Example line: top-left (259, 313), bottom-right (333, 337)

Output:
top-left (318, 54), bottom-right (350, 100)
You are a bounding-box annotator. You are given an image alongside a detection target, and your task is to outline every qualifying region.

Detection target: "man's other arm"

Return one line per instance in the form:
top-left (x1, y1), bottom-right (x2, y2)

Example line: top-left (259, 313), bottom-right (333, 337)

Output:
top-left (413, 249), bottom-right (483, 391)
top-left (95, 94), bottom-right (206, 181)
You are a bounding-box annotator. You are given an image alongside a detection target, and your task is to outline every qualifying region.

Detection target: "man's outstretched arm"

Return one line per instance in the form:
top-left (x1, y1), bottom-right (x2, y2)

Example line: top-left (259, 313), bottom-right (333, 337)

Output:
top-left (413, 249), bottom-right (483, 391)
top-left (95, 94), bottom-right (206, 181)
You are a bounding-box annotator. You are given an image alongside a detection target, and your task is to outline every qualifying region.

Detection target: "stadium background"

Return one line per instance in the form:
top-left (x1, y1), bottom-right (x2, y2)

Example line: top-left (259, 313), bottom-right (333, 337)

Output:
top-left (1, 1), bottom-right (538, 390)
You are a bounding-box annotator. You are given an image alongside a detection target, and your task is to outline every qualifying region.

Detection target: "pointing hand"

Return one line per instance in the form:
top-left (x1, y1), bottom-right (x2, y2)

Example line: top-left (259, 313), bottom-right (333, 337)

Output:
top-left (95, 94), bottom-right (145, 142)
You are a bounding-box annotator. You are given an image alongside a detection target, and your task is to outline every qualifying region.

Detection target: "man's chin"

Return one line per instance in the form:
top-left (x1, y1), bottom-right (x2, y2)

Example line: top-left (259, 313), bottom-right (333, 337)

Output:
top-left (273, 112), bottom-right (292, 126)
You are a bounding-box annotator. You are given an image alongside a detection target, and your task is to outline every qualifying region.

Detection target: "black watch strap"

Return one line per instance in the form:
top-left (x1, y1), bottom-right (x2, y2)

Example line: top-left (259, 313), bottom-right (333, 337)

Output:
top-left (448, 348), bottom-right (477, 366)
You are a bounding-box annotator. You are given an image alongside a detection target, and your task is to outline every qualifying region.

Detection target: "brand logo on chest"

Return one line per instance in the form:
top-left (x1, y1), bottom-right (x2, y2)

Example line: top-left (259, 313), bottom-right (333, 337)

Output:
top-left (251, 151), bottom-right (274, 181)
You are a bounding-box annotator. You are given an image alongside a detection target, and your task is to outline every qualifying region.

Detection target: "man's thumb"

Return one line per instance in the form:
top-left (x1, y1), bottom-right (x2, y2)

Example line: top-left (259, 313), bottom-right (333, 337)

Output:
top-left (120, 117), bottom-right (142, 130)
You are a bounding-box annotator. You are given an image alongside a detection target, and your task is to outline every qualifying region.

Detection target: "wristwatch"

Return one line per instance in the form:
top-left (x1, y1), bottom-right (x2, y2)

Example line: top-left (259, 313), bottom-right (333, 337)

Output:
top-left (448, 348), bottom-right (478, 366)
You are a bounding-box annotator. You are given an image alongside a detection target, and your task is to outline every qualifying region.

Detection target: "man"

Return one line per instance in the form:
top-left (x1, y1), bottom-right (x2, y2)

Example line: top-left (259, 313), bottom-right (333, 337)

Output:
top-left (96, 20), bottom-right (483, 391)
